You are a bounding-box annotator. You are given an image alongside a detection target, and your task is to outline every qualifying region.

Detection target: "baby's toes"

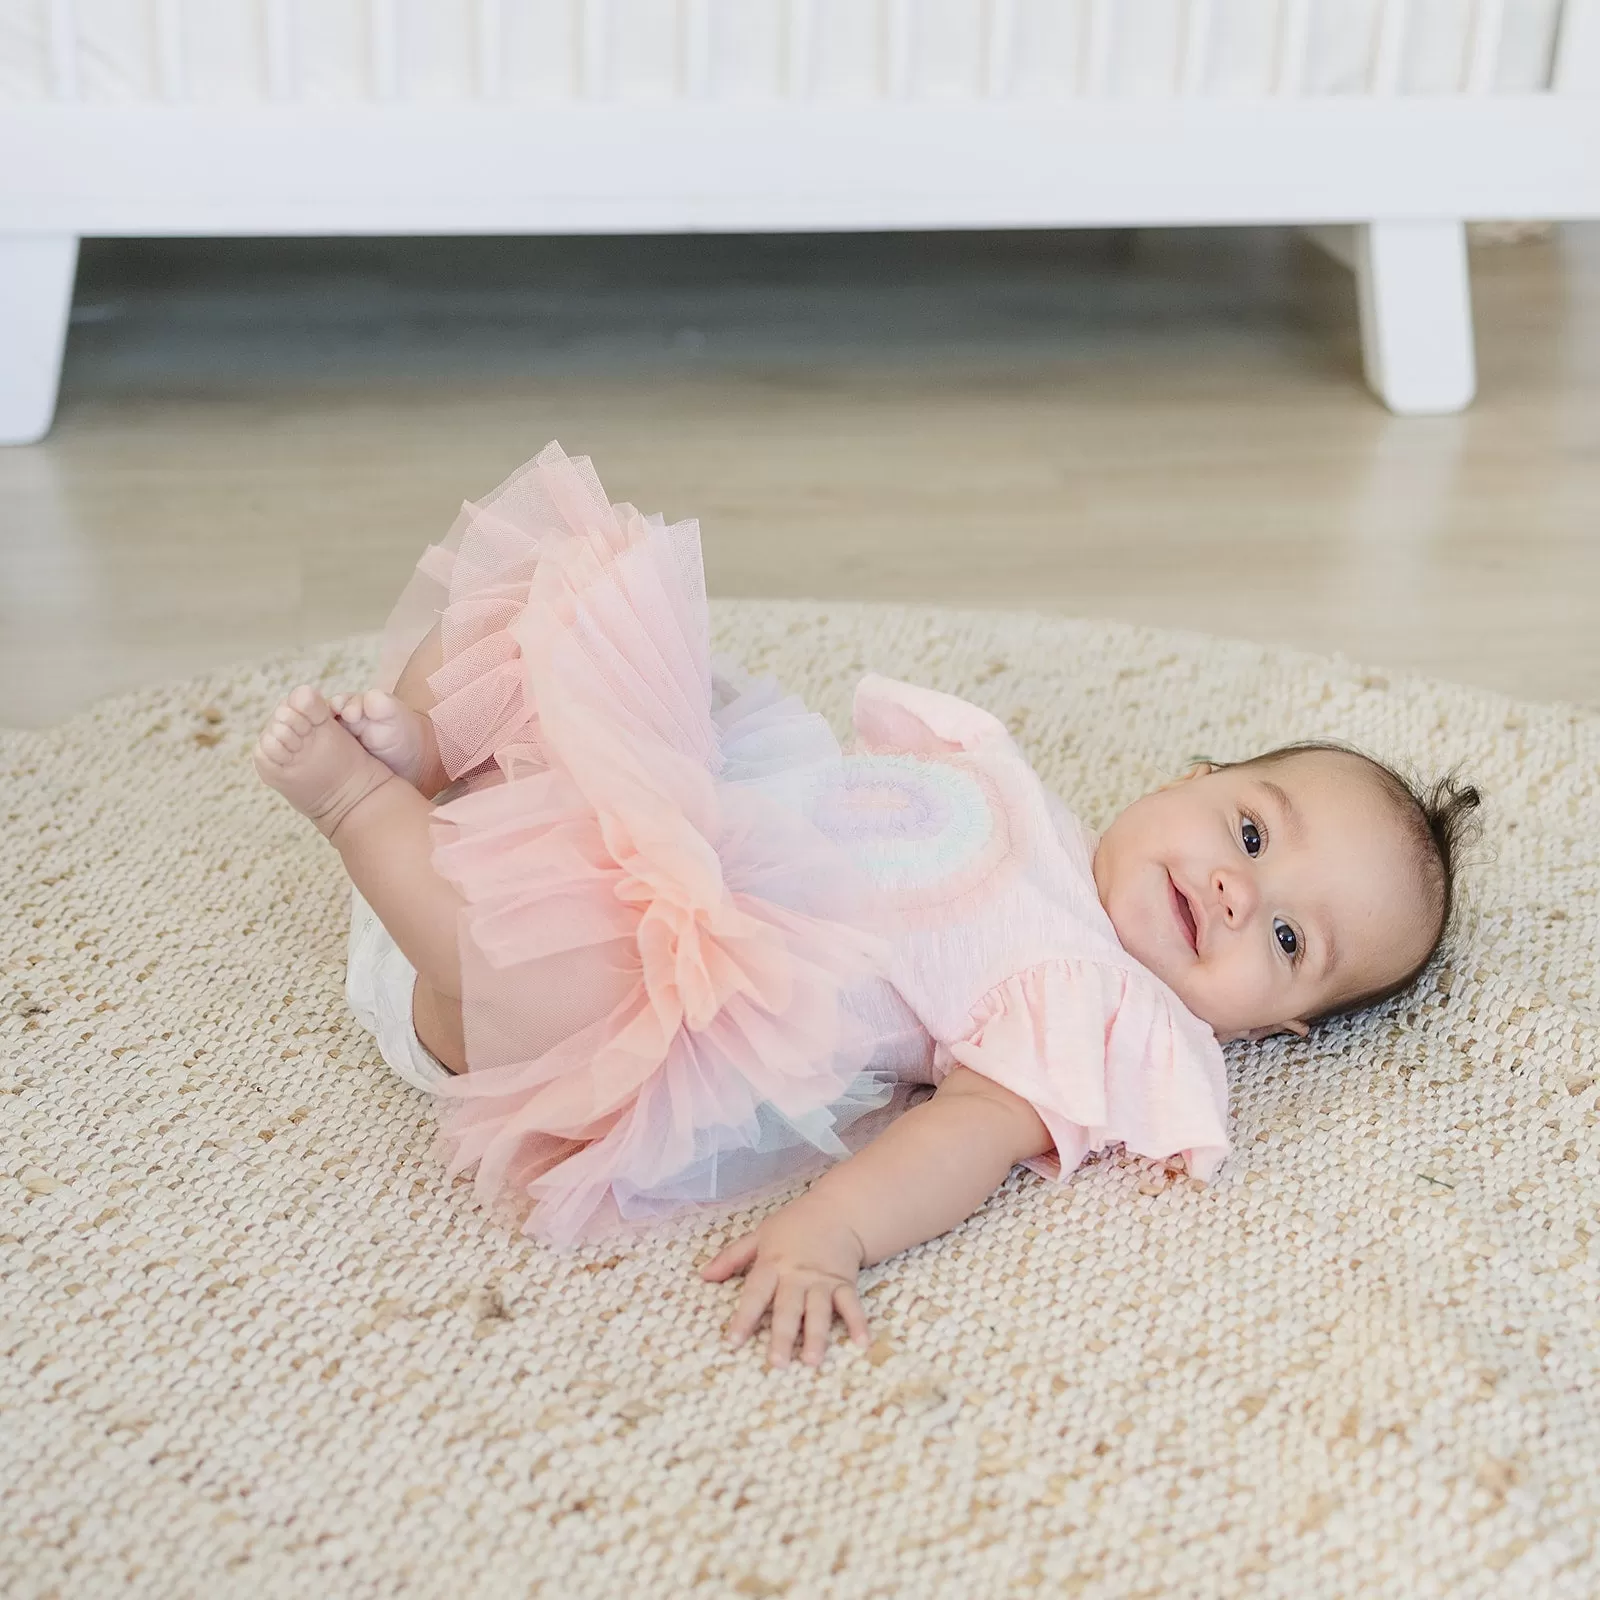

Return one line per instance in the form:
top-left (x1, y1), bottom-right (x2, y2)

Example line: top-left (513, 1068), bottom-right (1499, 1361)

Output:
top-left (287, 685), bottom-right (330, 722)
top-left (270, 700), bottom-right (314, 738)
top-left (347, 691), bottom-right (403, 747)
top-left (330, 695), bottom-right (365, 733)
top-left (356, 689), bottom-right (401, 724)
top-left (261, 708), bottom-right (304, 755)
top-left (253, 722), bottom-right (295, 776)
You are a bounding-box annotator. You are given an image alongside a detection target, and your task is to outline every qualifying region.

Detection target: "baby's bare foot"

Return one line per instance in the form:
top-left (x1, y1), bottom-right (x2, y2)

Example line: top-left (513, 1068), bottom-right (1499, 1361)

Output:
top-left (253, 686), bottom-right (396, 840)
top-left (327, 689), bottom-right (445, 795)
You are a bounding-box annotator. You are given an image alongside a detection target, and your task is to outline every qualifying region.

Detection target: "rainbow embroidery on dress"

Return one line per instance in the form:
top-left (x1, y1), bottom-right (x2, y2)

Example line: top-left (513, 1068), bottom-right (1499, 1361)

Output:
top-left (810, 752), bottom-right (1021, 926)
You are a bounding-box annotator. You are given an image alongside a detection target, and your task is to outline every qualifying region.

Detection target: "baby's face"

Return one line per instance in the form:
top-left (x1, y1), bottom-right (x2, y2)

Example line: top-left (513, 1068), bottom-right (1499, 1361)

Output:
top-left (1091, 750), bottom-right (1435, 1041)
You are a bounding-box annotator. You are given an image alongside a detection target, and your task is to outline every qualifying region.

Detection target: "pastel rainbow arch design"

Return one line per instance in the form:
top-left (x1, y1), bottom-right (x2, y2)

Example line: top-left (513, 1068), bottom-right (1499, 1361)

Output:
top-left (810, 752), bottom-right (1020, 925)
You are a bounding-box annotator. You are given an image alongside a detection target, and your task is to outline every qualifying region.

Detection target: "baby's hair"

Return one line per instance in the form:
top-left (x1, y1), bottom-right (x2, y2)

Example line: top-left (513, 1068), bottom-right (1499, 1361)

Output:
top-left (1202, 739), bottom-right (1483, 1024)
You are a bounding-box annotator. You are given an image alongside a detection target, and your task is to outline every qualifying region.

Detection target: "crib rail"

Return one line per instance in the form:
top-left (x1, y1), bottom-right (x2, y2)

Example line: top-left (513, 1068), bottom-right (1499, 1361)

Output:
top-left (7, 0), bottom-right (1600, 448)
top-left (26, 0), bottom-right (1600, 106)
top-left (1276, 0), bottom-right (1311, 95)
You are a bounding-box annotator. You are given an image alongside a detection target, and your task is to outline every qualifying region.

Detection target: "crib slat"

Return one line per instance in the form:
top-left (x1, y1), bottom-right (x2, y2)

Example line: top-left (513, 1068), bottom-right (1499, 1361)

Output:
top-left (785, 0), bottom-right (816, 99)
top-left (581, 0), bottom-right (610, 99)
top-left (1465, 0), bottom-right (1505, 94)
top-left (1371, 0), bottom-right (1409, 95)
top-left (155, 0), bottom-right (186, 101)
top-left (476, 0), bottom-right (504, 100)
top-left (984, 0), bottom-right (1015, 98)
top-left (683, 0), bottom-right (713, 100)
top-left (1083, 0), bottom-right (1113, 96)
top-left (369, 0), bottom-right (400, 101)
top-left (1553, 0), bottom-right (1600, 92)
top-left (263, 0), bottom-right (297, 102)
top-left (47, 0), bottom-right (78, 101)
top-left (1274, 0), bottom-right (1310, 96)
top-left (886, 0), bottom-right (914, 100)
top-left (1179, 0), bottom-right (1213, 96)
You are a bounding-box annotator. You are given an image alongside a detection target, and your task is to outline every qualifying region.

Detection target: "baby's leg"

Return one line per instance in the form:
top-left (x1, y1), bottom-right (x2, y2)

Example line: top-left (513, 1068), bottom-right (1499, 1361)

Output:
top-left (411, 977), bottom-right (467, 1076)
top-left (381, 625), bottom-right (474, 1072)
top-left (391, 618), bottom-right (444, 714)
top-left (256, 687), bottom-right (469, 1008)
top-left (329, 621), bottom-right (453, 799)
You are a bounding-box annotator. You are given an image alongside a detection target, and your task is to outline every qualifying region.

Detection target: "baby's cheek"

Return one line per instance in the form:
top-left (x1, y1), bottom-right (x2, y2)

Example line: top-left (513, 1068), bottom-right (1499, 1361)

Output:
top-left (1199, 956), bottom-right (1272, 1033)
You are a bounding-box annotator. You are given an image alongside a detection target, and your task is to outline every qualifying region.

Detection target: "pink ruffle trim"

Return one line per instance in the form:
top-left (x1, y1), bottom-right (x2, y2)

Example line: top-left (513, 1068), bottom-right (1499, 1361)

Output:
top-left (378, 443), bottom-right (898, 1249)
top-left (941, 960), bottom-right (1231, 1185)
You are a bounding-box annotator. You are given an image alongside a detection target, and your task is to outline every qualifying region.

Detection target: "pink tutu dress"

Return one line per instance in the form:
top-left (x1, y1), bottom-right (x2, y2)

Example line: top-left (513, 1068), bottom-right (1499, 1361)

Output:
top-left (369, 443), bottom-right (1231, 1250)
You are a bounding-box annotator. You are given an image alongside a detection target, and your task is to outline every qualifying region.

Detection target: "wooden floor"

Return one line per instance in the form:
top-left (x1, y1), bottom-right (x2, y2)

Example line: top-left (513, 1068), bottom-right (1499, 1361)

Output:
top-left (3, 223), bottom-right (1597, 730)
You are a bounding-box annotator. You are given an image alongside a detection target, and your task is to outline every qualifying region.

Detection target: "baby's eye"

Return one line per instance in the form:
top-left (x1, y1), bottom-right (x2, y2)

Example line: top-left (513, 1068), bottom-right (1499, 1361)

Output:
top-left (1274, 919), bottom-right (1299, 960)
top-left (1240, 818), bottom-right (1262, 857)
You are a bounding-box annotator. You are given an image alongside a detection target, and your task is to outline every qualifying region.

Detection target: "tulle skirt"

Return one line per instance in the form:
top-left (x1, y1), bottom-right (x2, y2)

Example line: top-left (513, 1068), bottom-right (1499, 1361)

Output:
top-left (374, 443), bottom-right (934, 1250)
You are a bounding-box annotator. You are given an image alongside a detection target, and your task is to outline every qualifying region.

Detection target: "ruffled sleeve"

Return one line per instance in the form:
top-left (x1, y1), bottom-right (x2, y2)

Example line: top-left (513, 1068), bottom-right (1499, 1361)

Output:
top-left (852, 673), bottom-right (1012, 756)
top-left (939, 961), bottom-right (1231, 1184)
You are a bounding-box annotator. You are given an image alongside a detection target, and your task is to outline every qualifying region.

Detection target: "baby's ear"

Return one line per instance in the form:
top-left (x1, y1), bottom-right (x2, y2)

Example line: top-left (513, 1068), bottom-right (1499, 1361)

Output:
top-left (1220, 1019), bottom-right (1311, 1044)
top-left (1254, 1019), bottom-right (1310, 1042)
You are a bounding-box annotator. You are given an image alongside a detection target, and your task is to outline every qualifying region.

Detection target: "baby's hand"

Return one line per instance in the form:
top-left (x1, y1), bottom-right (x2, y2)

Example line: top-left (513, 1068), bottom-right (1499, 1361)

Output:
top-left (699, 1199), bottom-right (871, 1369)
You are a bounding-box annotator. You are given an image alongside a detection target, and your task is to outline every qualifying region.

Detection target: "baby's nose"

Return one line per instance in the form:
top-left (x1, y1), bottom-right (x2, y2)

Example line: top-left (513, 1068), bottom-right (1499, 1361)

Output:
top-left (1214, 869), bottom-right (1256, 925)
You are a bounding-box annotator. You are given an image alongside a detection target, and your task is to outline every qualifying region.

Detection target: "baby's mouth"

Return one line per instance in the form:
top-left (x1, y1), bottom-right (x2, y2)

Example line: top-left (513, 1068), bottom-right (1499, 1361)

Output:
top-left (1168, 872), bottom-right (1198, 953)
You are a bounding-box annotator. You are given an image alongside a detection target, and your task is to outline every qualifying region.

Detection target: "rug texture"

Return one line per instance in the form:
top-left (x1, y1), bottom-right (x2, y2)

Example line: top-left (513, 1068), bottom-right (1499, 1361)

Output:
top-left (4, 601), bottom-right (1598, 1600)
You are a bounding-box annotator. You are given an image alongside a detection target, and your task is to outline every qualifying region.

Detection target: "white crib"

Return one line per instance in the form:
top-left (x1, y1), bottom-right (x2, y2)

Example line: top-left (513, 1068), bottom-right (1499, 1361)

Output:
top-left (4, 0), bottom-right (1599, 442)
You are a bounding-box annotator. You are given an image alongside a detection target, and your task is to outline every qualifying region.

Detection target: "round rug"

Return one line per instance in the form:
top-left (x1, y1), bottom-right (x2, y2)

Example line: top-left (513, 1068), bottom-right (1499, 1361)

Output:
top-left (4, 600), bottom-right (1597, 1599)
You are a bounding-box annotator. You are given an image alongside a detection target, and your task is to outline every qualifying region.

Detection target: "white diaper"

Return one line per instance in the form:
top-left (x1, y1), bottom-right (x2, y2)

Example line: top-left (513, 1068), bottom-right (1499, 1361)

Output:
top-left (344, 885), bottom-right (453, 1091)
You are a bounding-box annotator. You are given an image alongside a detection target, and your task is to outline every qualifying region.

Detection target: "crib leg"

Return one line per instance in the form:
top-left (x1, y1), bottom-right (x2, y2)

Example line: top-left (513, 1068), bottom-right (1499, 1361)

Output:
top-left (1352, 220), bottom-right (1476, 415)
top-left (0, 234), bottom-right (79, 445)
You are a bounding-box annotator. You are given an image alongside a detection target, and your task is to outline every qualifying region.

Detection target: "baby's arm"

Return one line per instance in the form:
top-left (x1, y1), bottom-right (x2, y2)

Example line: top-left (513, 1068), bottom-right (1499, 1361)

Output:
top-left (808, 1066), bottom-right (1053, 1267)
top-left (701, 1067), bottom-right (1054, 1366)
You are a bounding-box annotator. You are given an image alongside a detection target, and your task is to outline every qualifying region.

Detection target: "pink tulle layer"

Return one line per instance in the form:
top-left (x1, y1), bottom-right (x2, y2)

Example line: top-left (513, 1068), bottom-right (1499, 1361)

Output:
top-left (375, 443), bottom-right (922, 1250)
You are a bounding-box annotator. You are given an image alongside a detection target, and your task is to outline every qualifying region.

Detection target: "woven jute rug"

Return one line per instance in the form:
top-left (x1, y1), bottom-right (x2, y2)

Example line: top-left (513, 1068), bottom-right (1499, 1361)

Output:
top-left (5, 600), bottom-right (1597, 1599)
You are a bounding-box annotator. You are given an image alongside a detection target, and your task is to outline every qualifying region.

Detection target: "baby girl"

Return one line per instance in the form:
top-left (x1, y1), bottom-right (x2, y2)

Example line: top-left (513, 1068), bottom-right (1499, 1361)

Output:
top-left (253, 443), bottom-right (1479, 1369)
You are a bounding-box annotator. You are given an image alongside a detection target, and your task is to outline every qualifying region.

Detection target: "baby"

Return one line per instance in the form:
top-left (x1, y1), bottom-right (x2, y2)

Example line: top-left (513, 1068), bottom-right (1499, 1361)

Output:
top-left (254, 443), bottom-right (1480, 1369)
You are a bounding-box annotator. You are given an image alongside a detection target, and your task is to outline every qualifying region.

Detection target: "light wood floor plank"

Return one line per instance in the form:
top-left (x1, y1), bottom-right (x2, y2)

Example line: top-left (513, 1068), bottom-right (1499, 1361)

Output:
top-left (2, 225), bottom-right (1596, 729)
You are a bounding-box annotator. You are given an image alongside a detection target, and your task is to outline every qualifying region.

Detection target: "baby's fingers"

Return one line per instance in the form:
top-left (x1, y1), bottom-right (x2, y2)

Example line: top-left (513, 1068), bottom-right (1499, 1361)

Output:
top-left (832, 1283), bottom-right (872, 1349)
top-left (723, 1262), bottom-right (777, 1349)
top-left (700, 1233), bottom-right (759, 1282)
top-left (800, 1285), bottom-right (841, 1368)
top-left (767, 1281), bottom-right (807, 1368)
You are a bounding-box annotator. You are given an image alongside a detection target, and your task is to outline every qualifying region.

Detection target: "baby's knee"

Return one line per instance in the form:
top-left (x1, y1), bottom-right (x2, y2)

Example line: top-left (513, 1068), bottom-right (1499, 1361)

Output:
top-left (412, 977), bottom-right (467, 1075)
